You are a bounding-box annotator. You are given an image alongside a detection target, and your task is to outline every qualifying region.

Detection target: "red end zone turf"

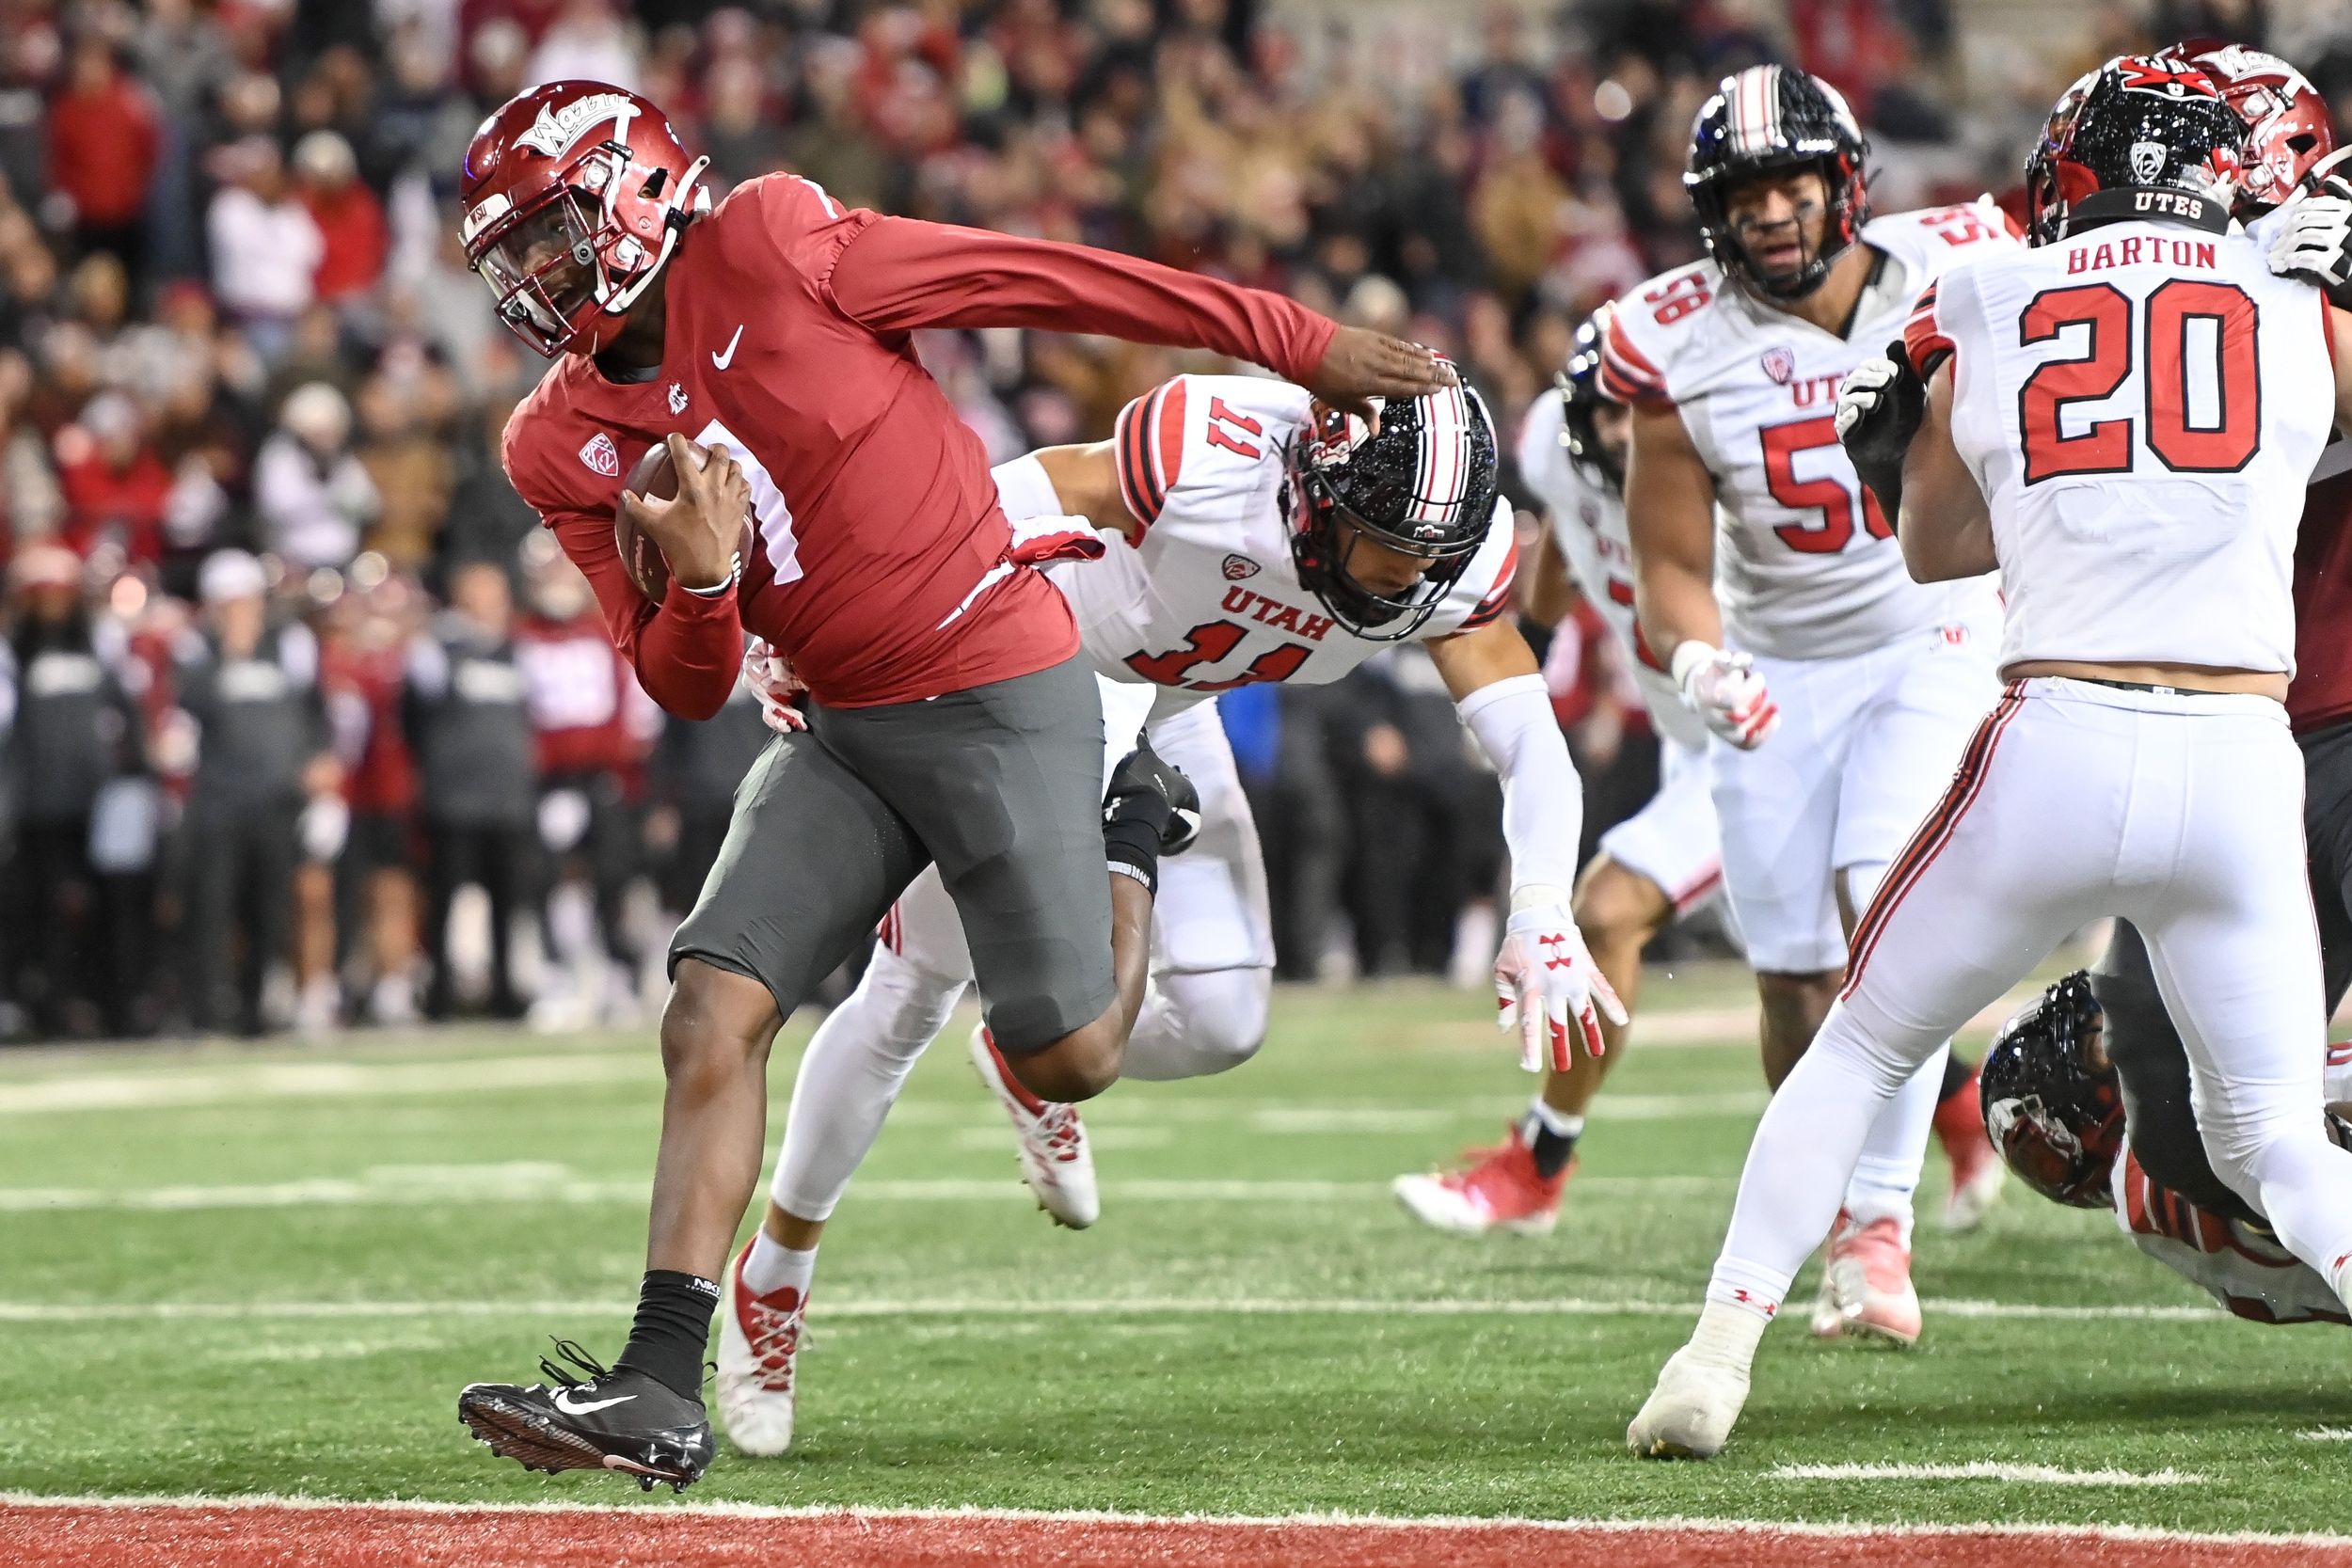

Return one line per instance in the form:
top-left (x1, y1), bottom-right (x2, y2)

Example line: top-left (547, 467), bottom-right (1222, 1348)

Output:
top-left (10, 1503), bottom-right (2352, 1568)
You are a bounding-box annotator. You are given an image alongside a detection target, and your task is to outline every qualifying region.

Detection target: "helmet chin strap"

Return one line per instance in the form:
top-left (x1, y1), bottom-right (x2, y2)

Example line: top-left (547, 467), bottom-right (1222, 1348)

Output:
top-left (600, 155), bottom-right (713, 320)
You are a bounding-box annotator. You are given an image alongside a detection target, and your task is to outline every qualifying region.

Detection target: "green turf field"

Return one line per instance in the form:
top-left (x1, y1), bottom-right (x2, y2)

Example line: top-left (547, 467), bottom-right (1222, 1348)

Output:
top-left (3, 964), bottom-right (2345, 1532)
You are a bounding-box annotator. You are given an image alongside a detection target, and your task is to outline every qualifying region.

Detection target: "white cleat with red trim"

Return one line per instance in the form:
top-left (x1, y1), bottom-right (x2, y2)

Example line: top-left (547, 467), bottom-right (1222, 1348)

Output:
top-left (970, 1027), bottom-right (1100, 1229)
top-left (715, 1238), bottom-right (804, 1457)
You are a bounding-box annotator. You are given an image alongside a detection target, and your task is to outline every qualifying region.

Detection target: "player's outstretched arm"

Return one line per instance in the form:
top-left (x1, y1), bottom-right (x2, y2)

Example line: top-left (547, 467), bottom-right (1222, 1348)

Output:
top-left (822, 217), bottom-right (1450, 420)
top-left (1891, 364), bottom-right (1995, 583)
top-left (1432, 620), bottom-right (1626, 1070)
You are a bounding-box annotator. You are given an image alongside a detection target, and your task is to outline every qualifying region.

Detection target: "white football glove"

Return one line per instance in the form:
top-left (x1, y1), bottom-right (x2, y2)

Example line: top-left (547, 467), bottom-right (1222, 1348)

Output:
top-left (1671, 641), bottom-right (1781, 750)
top-left (2269, 187), bottom-right (2352, 293)
top-left (1834, 355), bottom-right (1898, 443)
top-left (743, 636), bottom-right (808, 734)
top-left (1495, 898), bottom-right (1628, 1073)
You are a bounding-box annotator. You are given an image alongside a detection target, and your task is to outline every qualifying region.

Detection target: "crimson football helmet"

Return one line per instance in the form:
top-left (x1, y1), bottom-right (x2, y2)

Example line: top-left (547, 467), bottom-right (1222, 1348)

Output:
top-left (1979, 973), bottom-right (2124, 1209)
top-left (2157, 40), bottom-right (2337, 214)
top-left (459, 81), bottom-right (710, 356)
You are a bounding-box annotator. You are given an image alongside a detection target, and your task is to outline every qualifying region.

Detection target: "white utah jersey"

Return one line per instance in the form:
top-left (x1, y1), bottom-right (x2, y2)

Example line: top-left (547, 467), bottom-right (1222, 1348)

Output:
top-left (1922, 214), bottom-right (2334, 674)
top-left (1058, 375), bottom-right (1518, 708)
top-left (2112, 1145), bottom-right (2347, 1327)
top-left (1603, 202), bottom-right (2016, 658)
top-left (1515, 389), bottom-right (1707, 750)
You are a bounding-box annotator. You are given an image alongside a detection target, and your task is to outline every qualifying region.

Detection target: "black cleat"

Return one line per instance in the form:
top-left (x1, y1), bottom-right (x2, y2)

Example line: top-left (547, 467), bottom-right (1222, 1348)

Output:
top-left (458, 1338), bottom-right (714, 1490)
top-left (1104, 734), bottom-right (1200, 854)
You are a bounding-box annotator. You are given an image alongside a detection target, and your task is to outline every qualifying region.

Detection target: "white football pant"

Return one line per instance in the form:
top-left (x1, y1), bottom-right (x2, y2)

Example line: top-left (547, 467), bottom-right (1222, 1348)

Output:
top-left (1707, 678), bottom-right (2352, 1316)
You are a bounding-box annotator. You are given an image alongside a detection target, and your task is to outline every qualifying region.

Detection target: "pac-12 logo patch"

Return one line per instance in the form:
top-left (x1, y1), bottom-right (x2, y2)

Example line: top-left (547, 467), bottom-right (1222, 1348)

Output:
top-left (667, 382), bottom-right (688, 415)
top-left (1221, 554), bottom-right (1261, 581)
top-left (1760, 346), bottom-right (1796, 385)
top-left (579, 432), bottom-right (620, 478)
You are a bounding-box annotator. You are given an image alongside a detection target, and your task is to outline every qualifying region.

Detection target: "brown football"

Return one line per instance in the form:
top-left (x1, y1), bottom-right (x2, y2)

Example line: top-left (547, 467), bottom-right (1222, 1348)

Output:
top-left (614, 438), bottom-right (757, 602)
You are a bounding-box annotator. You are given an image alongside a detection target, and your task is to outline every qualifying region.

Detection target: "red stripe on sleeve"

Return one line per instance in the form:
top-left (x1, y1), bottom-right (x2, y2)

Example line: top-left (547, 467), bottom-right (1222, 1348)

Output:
top-left (1904, 283), bottom-right (1955, 379)
top-left (2325, 292), bottom-right (2340, 375)
top-left (1114, 386), bottom-right (1166, 531)
top-left (1152, 377), bottom-right (1188, 520)
top-left (1600, 314), bottom-right (1670, 405)
top-left (1456, 533), bottom-right (1520, 631)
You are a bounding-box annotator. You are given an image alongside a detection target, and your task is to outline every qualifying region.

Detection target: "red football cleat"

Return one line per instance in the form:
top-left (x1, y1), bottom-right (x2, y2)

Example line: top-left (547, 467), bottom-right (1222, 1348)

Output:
top-left (1391, 1123), bottom-right (1571, 1237)
top-left (1934, 1066), bottom-right (2006, 1232)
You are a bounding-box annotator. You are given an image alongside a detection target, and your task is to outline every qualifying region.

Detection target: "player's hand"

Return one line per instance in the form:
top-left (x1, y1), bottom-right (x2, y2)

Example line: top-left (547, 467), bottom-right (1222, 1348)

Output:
top-left (1673, 641), bottom-right (1780, 750)
top-left (623, 433), bottom-right (752, 592)
top-left (742, 636), bottom-right (807, 734)
top-left (1836, 345), bottom-right (1924, 517)
top-left (1304, 327), bottom-right (1456, 428)
top-left (1495, 900), bottom-right (1627, 1072)
top-left (2269, 182), bottom-right (2352, 304)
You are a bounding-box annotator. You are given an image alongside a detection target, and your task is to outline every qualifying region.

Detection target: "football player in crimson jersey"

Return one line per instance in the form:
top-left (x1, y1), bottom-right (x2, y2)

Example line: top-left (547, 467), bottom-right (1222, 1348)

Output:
top-left (1979, 975), bottom-right (2352, 1328)
top-left (1608, 65), bottom-right (2019, 1348)
top-left (451, 81), bottom-right (1453, 1488)
top-left (1631, 55), bottom-right (2352, 1460)
top-left (709, 376), bottom-right (1621, 1457)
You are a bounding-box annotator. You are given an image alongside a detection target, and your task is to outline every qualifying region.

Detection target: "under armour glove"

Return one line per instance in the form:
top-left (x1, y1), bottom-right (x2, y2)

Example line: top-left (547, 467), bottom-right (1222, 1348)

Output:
top-left (2269, 178), bottom-right (2352, 308)
top-left (742, 637), bottom-right (808, 735)
top-left (1102, 735), bottom-right (1200, 895)
top-left (1495, 895), bottom-right (1628, 1073)
top-left (1835, 343), bottom-right (1926, 520)
top-left (1671, 641), bottom-right (1781, 750)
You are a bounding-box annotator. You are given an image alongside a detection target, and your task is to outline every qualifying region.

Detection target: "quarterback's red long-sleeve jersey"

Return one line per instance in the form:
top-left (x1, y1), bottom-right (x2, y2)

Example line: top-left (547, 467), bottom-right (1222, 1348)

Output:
top-left (2291, 461), bottom-right (2352, 736)
top-left (499, 174), bottom-right (1338, 718)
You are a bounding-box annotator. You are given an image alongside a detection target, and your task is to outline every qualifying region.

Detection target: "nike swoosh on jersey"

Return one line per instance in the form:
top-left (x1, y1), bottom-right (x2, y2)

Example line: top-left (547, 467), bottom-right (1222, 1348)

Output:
top-left (550, 1387), bottom-right (637, 1415)
top-left (711, 325), bottom-right (744, 371)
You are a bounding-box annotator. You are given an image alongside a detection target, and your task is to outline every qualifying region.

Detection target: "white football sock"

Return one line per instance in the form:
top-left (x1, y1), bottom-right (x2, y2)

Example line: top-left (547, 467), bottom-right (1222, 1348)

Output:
top-left (1686, 1296), bottom-right (1772, 1368)
top-left (739, 1234), bottom-right (818, 1301)
top-left (769, 943), bottom-right (966, 1223)
top-left (1117, 967), bottom-right (1272, 1082)
top-left (1527, 1099), bottom-right (1583, 1141)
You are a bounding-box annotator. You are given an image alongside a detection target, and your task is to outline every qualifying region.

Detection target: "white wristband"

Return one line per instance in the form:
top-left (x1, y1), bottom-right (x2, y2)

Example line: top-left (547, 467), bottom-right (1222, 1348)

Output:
top-left (1669, 639), bottom-right (1718, 689)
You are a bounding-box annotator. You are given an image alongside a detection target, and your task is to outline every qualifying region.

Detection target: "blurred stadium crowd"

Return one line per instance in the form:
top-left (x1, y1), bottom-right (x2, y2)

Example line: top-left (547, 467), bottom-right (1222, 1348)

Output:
top-left (2, 0), bottom-right (2345, 1039)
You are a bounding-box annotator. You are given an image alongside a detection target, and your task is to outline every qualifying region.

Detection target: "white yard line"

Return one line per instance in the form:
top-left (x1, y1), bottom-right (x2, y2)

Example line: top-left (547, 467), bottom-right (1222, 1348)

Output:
top-left (0, 1169), bottom-right (1732, 1212)
top-left (2301, 1427), bottom-right (2352, 1441)
top-left (3, 1492), bottom-right (2344, 1547)
top-left (1769, 1462), bottom-right (2203, 1487)
top-left (0, 1293), bottom-right (2224, 1324)
top-left (0, 1053), bottom-right (1773, 1119)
